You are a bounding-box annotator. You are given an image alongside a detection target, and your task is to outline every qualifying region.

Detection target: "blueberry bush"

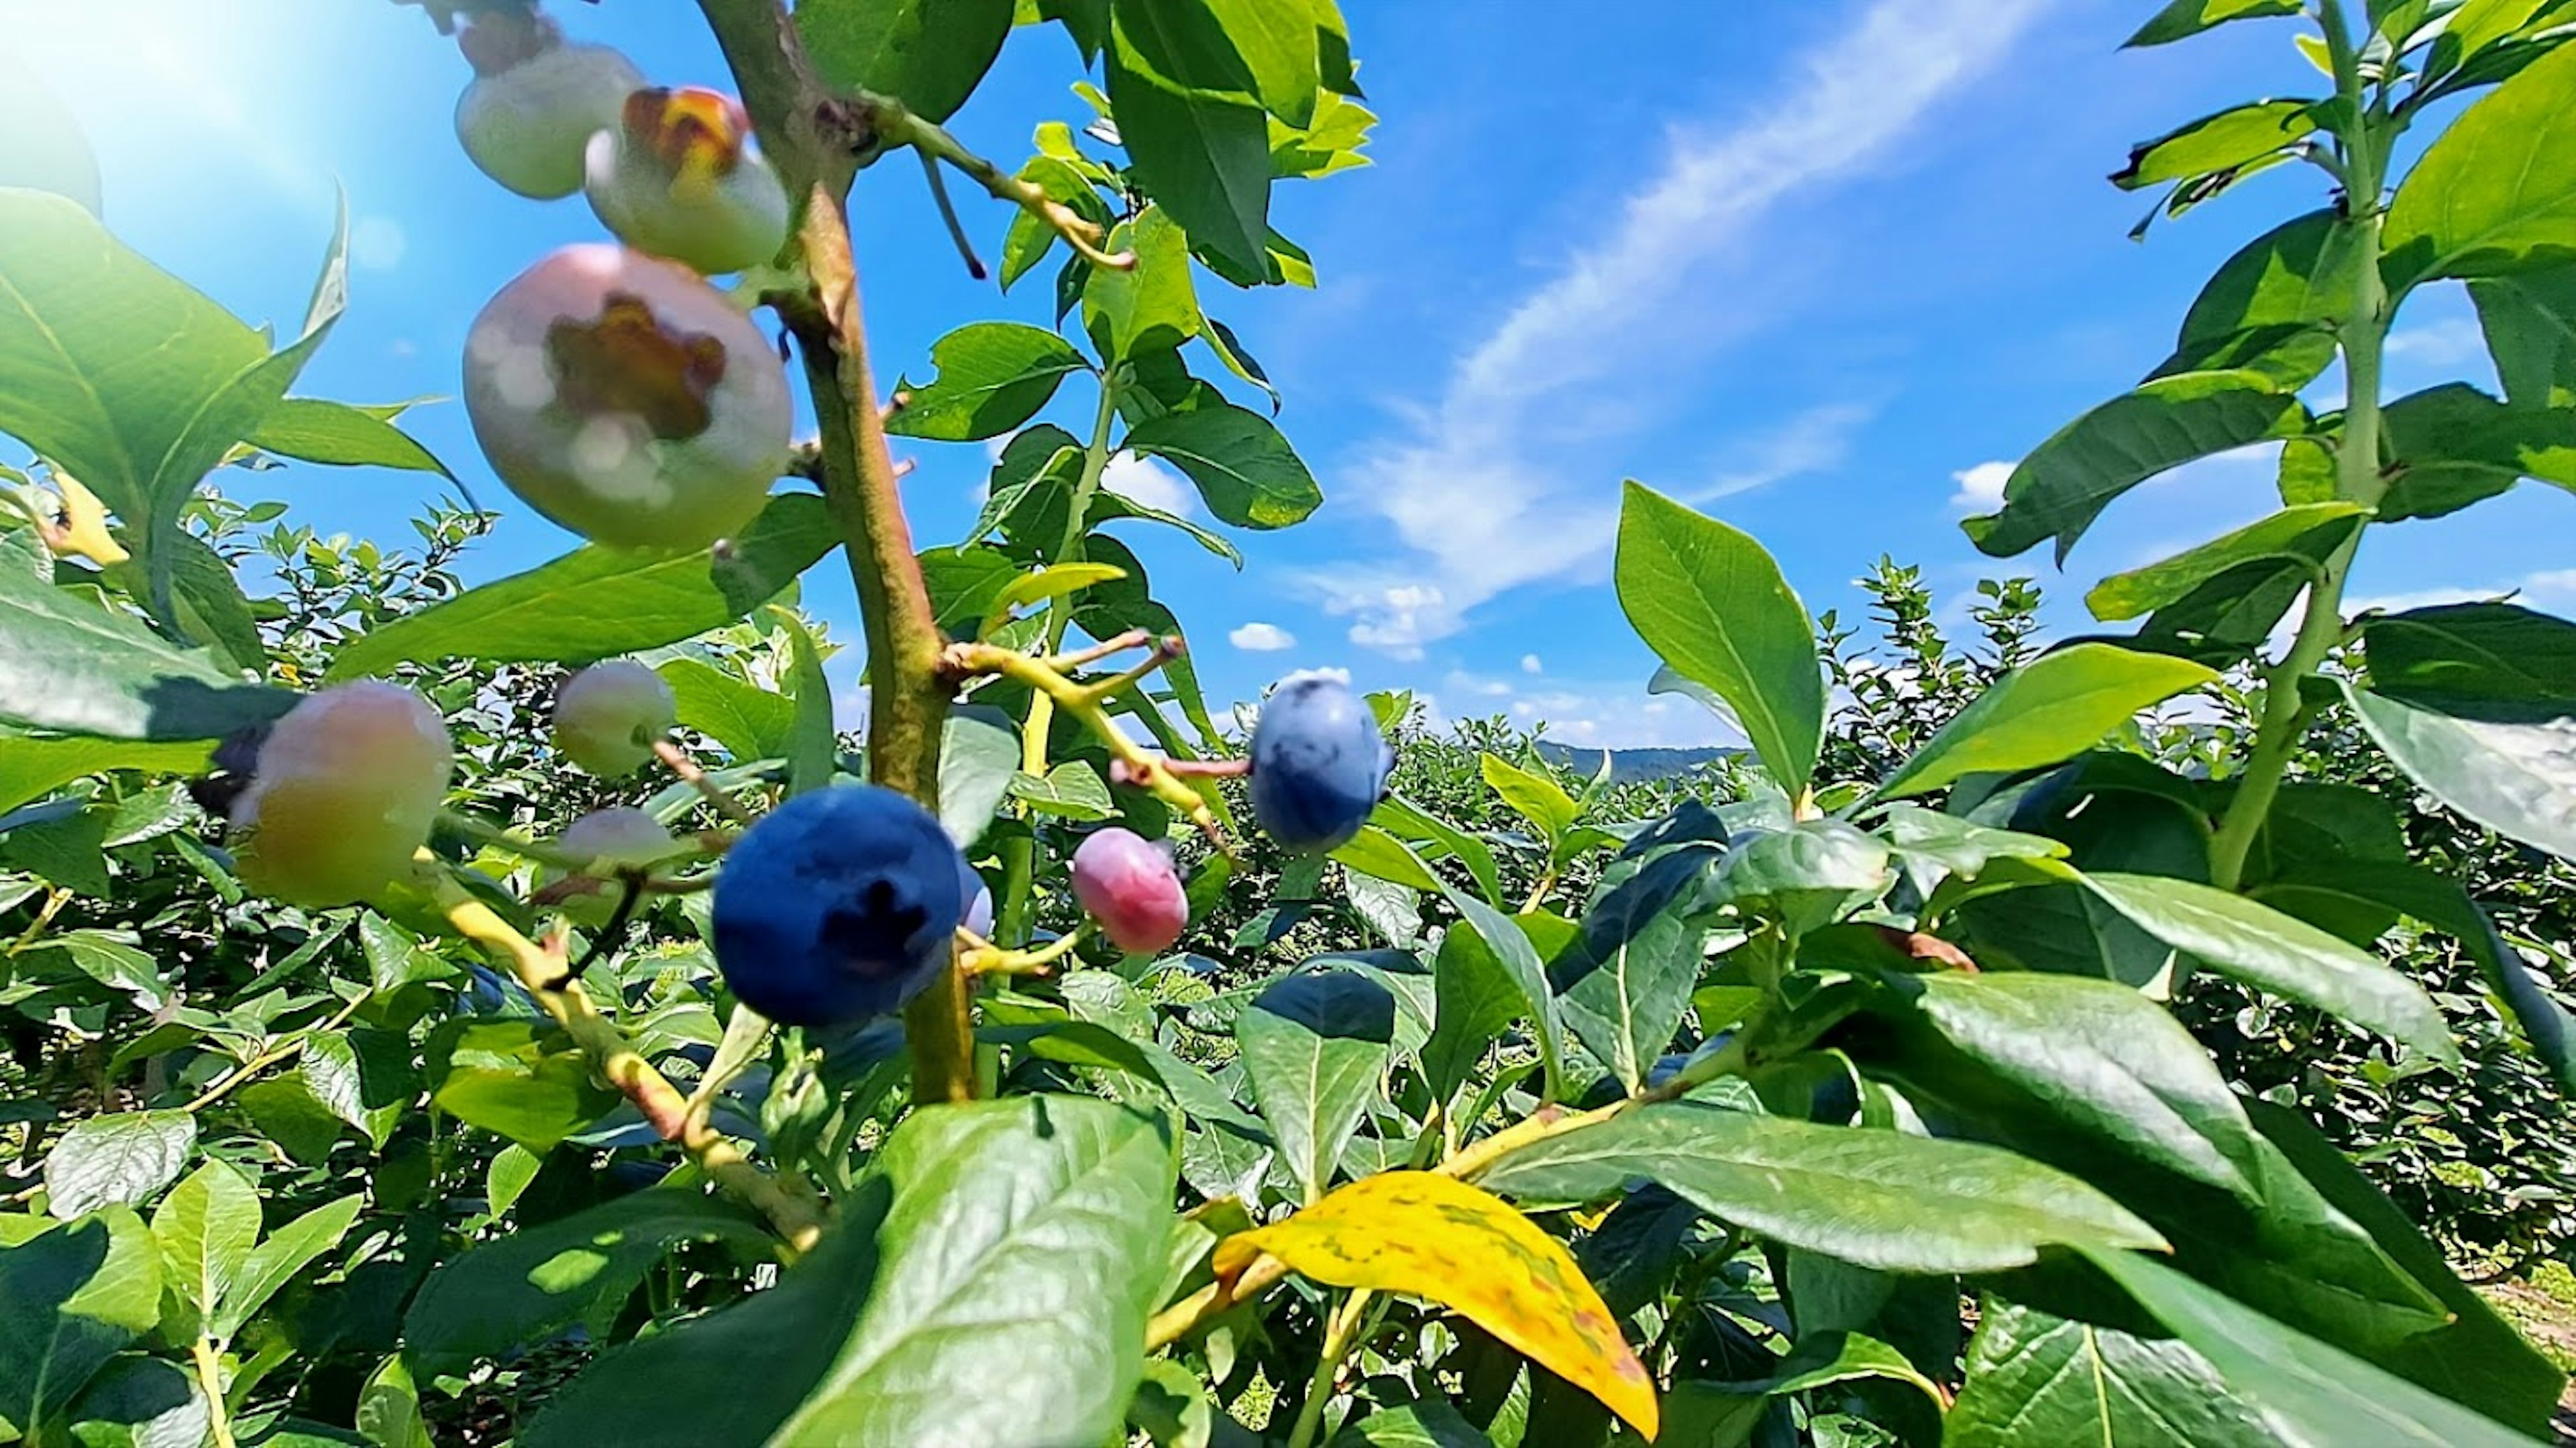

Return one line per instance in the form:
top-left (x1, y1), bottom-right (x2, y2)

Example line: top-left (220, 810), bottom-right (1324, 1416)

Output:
top-left (5, 2), bottom-right (2576, 1445)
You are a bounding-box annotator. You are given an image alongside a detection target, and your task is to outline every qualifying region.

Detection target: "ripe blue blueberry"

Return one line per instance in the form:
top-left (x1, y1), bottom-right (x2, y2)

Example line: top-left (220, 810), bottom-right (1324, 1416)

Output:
top-left (958, 854), bottom-right (994, 938)
top-left (1248, 673), bottom-right (1395, 854)
top-left (711, 785), bottom-right (965, 1027)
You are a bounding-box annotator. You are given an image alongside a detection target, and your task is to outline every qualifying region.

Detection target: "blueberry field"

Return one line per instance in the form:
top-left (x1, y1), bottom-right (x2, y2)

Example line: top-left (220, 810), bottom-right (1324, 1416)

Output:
top-left (7, 2), bottom-right (2576, 1445)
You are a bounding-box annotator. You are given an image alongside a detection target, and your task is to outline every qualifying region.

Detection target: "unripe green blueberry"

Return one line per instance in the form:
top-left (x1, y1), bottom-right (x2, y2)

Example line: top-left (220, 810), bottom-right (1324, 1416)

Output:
top-left (585, 88), bottom-right (790, 276)
top-left (1070, 828), bottom-right (1189, 955)
top-left (557, 806), bottom-right (678, 870)
top-left (464, 244), bottom-right (790, 549)
top-left (453, 11), bottom-right (645, 201)
top-left (553, 661), bottom-right (676, 775)
top-left (230, 682), bottom-right (452, 907)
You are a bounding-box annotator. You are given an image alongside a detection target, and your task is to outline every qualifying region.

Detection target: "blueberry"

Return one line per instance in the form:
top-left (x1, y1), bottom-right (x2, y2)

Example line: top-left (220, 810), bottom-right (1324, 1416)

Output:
top-left (711, 785), bottom-right (965, 1027)
top-left (1248, 673), bottom-right (1394, 854)
top-left (1070, 828), bottom-right (1189, 954)
top-left (957, 854), bottom-right (995, 938)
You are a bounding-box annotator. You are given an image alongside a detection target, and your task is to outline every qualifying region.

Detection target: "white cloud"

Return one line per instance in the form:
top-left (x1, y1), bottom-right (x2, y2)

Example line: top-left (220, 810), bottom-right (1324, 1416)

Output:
top-left (1228, 621), bottom-right (1297, 651)
top-left (2385, 317), bottom-right (2487, 369)
top-left (1318, 0), bottom-right (2049, 655)
top-left (1521, 653), bottom-right (1544, 675)
top-left (1102, 452), bottom-right (1197, 518)
top-left (1434, 669), bottom-right (1748, 750)
top-left (1949, 459), bottom-right (2013, 512)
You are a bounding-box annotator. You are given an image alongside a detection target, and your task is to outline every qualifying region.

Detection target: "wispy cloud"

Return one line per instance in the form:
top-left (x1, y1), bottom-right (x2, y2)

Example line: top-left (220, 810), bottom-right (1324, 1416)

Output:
top-left (1102, 452), bottom-right (1197, 518)
top-left (1949, 460), bottom-right (2013, 513)
top-left (1228, 621), bottom-right (1297, 651)
top-left (1313, 0), bottom-right (2051, 656)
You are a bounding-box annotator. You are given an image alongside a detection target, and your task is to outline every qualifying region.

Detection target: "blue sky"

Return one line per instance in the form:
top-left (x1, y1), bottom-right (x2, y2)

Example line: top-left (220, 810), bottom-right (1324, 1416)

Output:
top-left (17, 0), bottom-right (2573, 749)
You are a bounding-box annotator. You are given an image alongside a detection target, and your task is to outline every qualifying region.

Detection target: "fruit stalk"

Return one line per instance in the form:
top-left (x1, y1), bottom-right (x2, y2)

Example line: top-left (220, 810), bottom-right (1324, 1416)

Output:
top-left (427, 863), bottom-right (825, 1251)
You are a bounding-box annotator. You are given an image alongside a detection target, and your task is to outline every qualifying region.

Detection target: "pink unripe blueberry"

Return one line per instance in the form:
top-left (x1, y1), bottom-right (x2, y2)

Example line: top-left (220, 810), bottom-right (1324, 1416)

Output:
top-left (464, 244), bottom-right (790, 549)
top-left (553, 661), bottom-right (677, 776)
top-left (1070, 828), bottom-right (1189, 955)
top-left (453, 11), bottom-right (645, 201)
top-left (586, 87), bottom-right (790, 276)
top-left (231, 682), bottom-right (452, 907)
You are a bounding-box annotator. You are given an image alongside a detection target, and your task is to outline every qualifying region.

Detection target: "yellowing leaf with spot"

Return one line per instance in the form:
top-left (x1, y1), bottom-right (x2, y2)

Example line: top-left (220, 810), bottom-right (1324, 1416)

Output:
top-left (1214, 1170), bottom-right (1658, 1439)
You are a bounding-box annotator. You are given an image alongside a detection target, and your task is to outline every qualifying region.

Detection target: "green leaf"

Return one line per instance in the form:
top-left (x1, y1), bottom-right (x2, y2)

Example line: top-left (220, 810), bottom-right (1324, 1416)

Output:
top-left (797, 0), bottom-right (1016, 123)
top-left (250, 398), bottom-right (450, 478)
top-left (1236, 970), bottom-right (1396, 1203)
top-left (2162, 209), bottom-right (2363, 386)
top-left (2377, 382), bottom-right (2576, 520)
top-left (1614, 482), bottom-right (1823, 791)
top-left (2245, 1099), bottom-right (2565, 1431)
top-left (1482, 753), bottom-right (1576, 841)
top-left (1003, 761), bottom-right (1116, 820)
top-left (0, 1208), bottom-right (162, 1437)
top-left (942, 707), bottom-right (1023, 844)
top-left (2114, 100), bottom-right (2318, 190)
top-left (2079, 1248), bottom-right (2540, 1448)
top-left (655, 659), bottom-right (794, 763)
top-left (0, 737), bottom-right (208, 816)
top-left (149, 1160), bottom-right (258, 1333)
top-left (1443, 886), bottom-right (1565, 1103)
top-left (355, 1353), bottom-right (432, 1448)
top-left (2126, 0), bottom-right (2304, 46)
top-left (0, 190), bottom-right (266, 537)
top-left (2386, 40), bottom-right (2576, 288)
top-left (1481, 1103), bottom-right (2165, 1274)
top-left (0, 563), bottom-right (290, 742)
top-left (1714, 819), bottom-right (1889, 937)
top-left (1083, 209), bottom-right (1201, 362)
top-left (523, 1097), bottom-right (1177, 1448)
top-left (1963, 372), bottom-right (2308, 561)
top-left (2078, 873), bottom-right (2452, 1059)
top-left (1332, 826), bottom-right (1446, 893)
top-left (64, 1354), bottom-right (210, 1448)
top-left (1947, 1297), bottom-right (2272, 1448)
top-left (981, 561), bottom-right (1128, 636)
top-left (770, 608), bottom-right (835, 799)
top-left (1423, 921), bottom-right (1526, 1104)
top-left (1873, 645), bottom-right (2218, 800)
top-left (44, 1113), bottom-right (195, 1221)
top-left (2469, 265), bottom-right (2576, 408)
top-left (1108, 0), bottom-right (1275, 276)
top-left (2087, 505), bottom-right (2366, 622)
top-left (212, 1194), bottom-right (360, 1341)
top-left (326, 494), bottom-right (838, 680)
top-left (1332, 1400), bottom-right (1493, 1447)
top-left (2342, 680), bottom-right (2576, 861)
top-left (883, 323), bottom-right (1089, 443)
top-left (2364, 601), bottom-right (2576, 704)
top-left (1122, 402), bottom-right (1321, 528)
top-left (1550, 877), bottom-right (1702, 1094)
top-left (425, 1020), bottom-right (618, 1153)
top-left (403, 1190), bottom-right (773, 1374)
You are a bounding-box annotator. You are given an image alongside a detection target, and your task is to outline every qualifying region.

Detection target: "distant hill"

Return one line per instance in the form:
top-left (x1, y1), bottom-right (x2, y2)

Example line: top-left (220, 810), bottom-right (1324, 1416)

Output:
top-left (1535, 742), bottom-right (1739, 783)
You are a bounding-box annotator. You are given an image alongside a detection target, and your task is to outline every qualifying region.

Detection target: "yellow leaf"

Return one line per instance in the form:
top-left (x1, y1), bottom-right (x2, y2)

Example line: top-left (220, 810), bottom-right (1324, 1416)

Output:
top-left (1214, 1170), bottom-right (1659, 1439)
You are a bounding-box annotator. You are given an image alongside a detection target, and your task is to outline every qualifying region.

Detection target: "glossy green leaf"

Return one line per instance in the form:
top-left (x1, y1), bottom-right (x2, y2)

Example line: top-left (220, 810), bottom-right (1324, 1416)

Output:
top-left (0, 737), bottom-right (209, 816)
top-left (2080, 1248), bottom-right (2537, 1448)
top-left (2115, 100), bottom-right (2318, 190)
top-left (0, 1207), bottom-right (162, 1437)
top-left (0, 561), bottom-right (290, 742)
top-left (64, 1354), bottom-right (209, 1448)
top-left (1615, 482), bottom-right (1823, 791)
top-left (1481, 1103), bottom-right (2165, 1274)
top-left (2162, 209), bottom-right (2363, 384)
top-left (1423, 920), bottom-right (1525, 1104)
top-left (1004, 761), bottom-right (1115, 821)
top-left (1551, 871), bottom-right (1703, 1094)
top-left (1203, 0), bottom-right (1320, 126)
top-left (1965, 372), bottom-right (2307, 561)
top-left (404, 1190), bottom-right (773, 1374)
top-left (2377, 382), bottom-right (2576, 519)
top-left (1444, 885), bottom-right (1565, 1103)
top-left (1237, 969), bottom-right (1396, 1203)
top-left (425, 1020), bottom-right (618, 1153)
top-left (327, 494), bottom-right (838, 680)
top-left (2387, 38), bottom-right (2576, 288)
top-left (1482, 753), bottom-right (1576, 841)
top-left (1715, 820), bottom-right (1889, 936)
top-left (212, 1194), bottom-right (361, 1341)
top-left (2245, 1099), bottom-right (2565, 1431)
top-left (1332, 1400), bottom-right (1494, 1447)
top-left (1332, 826), bottom-right (1444, 893)
top-left (1108, 0), bottom-right (1274, 276)
top-left (655, 659), bottom-right (794, 763)
top-left (2468, 265), bottom-right (2576, 408)
top-left (249, 398), bottom-right (449, 478)
top-left (2088, 505), bottom-right (2365, 622)
top-left (798, 0), bottom-right (1015, 123)
top-left (2343, 680), bottom-right (2576, 860)
top-left (44, 1113), bottom-right (195, 1221)
top-left (1122, 402), bottom-right (1321, 528)
top-left (981, 561), bottom-right (1128, 636)
top-left (1874, 645), bottom-right (2217, 800)
top-left (2364, 601), bottom-right (2576, 703)
top-left (770, 608), bottom-right (835, 799)
top-left (942, 707), bottom-right (1023, 844)
top-left (149, 1160), bottom-right (258, 1334)
top-left (1876, 805), bottom-right (2068, 879)
top-left (523, 1097), bottom-right (1176, 1448)
top-left (883, 323), bottom-right (1089, 442)
top-left (1084, 209), bottom-right (1201, 362)
top-left (2080, 872), bottom-right (2453, 1058)
top-left (2127, 0), bottom-right (2304, 46)
top-left (1947, 1297), bottom-right (2271, 1448)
